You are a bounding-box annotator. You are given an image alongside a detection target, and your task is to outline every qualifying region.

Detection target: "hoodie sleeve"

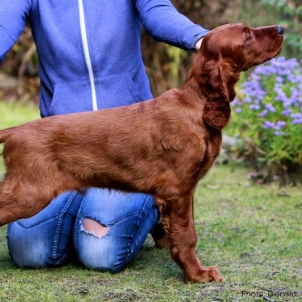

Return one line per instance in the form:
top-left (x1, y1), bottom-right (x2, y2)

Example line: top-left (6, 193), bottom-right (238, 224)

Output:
top-left (134, 0), bottom-right (209, 51)
top-left (0, 0), bottom-right (31, 62)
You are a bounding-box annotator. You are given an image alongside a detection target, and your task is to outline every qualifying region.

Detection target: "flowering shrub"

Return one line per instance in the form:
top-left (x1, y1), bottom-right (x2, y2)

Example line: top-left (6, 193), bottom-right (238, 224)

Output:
top-left (228, 57), bottom-right (302, 184)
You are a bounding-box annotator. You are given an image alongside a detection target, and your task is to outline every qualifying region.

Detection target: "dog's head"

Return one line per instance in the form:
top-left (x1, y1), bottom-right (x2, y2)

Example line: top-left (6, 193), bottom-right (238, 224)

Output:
top-left (200, 23), bottom-right (284, 130)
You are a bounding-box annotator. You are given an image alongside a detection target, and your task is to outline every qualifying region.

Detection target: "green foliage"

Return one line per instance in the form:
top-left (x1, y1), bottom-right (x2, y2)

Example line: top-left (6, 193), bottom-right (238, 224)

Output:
top-left (261, 0), bottom-right (302, 59)
top-left (165, 45), bottom-right (188, 88)
top-left (227, 57), bottom-right (302, 184)
top-left (0, 100), bottom-right (39, 129)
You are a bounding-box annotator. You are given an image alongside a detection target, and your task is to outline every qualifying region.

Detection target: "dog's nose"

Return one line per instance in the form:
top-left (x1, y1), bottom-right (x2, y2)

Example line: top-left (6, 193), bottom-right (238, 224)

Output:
top-left (277, 25), bottom-right (284, 35)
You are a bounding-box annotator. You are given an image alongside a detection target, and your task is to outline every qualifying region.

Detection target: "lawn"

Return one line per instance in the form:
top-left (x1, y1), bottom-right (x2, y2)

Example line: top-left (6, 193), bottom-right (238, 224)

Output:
top-left (0, 101), bottom-right (301, 301)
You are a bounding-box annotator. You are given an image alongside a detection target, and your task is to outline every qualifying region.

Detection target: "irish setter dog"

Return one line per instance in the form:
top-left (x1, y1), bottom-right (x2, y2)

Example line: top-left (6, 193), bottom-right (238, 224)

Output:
top-left (0, 24), bottom-right (283, 282)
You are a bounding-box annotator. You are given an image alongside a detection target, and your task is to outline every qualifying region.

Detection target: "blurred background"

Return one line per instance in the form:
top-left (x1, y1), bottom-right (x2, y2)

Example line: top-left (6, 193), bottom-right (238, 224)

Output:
top-left (0, 0), bottom-right (301, 102)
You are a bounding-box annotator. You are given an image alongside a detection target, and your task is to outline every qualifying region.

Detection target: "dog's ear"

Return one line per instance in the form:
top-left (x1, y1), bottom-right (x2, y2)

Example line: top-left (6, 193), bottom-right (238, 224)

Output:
top-left (203, 59), bottom-right (238, 130)
top-left (203, 99), bottom-right (231, 130)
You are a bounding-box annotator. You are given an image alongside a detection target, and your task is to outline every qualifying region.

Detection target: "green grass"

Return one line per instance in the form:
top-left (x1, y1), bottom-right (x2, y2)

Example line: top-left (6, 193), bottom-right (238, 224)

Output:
top-left (0, 100), bottom-right (40, 128)
top-left (0, 101), bottom-right (301, 301)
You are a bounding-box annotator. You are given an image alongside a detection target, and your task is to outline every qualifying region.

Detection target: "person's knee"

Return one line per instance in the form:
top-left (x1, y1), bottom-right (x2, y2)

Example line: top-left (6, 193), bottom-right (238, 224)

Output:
top-left (7, 233), bottom-right (49, 268)
top-left (77, 218), bottom-right (128, 272)
top-left (76, 195), bottom-right (159, 272)
top-left (79, 252), bottom-right (125, 273)
top-left (7, 223), bottom-right (67, 268)
top-left (82, 218), bottom-right (109, 237)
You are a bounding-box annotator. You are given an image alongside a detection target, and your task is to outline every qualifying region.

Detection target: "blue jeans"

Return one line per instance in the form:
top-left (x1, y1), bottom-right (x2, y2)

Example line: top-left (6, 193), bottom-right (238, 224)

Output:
top-left (6, 188), bottom-right (159, 272)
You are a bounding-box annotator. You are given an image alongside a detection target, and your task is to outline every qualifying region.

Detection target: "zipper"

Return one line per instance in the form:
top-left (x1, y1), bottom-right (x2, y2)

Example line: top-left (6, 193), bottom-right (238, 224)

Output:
top-left (78, 0), bottom-right (98, 111)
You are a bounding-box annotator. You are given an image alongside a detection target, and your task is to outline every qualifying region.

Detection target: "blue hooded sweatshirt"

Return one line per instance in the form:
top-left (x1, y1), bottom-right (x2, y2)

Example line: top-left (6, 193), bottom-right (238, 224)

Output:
top-left (0, 0), bottom-right (208, 117)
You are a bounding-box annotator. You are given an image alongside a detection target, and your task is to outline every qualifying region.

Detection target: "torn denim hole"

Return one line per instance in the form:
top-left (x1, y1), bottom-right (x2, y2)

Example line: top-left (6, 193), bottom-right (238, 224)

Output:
top-left (80, 217), bottom-right (110, 239)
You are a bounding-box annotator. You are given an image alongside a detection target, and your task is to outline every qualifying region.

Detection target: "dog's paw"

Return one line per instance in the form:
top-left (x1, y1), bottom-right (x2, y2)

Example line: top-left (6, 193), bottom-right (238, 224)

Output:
top-left (186, 265), bottom-right (223, 283)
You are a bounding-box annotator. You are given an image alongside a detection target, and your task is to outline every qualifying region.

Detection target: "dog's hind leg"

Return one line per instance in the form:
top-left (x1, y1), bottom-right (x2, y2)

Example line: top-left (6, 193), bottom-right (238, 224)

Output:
top-left (0, 177), bottom-right (53, 226)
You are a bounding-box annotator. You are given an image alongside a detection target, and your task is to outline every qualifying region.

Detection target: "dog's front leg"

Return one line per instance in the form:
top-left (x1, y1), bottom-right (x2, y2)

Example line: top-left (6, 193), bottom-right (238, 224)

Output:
top-left (163, 193), bottom-right (223, 283)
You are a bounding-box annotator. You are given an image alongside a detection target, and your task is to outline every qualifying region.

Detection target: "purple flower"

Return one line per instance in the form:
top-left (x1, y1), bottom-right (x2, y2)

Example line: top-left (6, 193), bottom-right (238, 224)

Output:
top-left (281, 109), bottom-right (291, 116)
top-left (283, 99), bottom-right (293, 108)
top-left (232, 98), bottom-right (240, 106)
top-left (275, 121), bottom-right (286, 130)
top-left (263, 121), bottom-right (274, 129)
top-left (243, 96), bottom-right (252, 103)
top-left (291, 113), bottom-right (302, 119)
top-left (276, 76), bottom-right (283, 83)
top-left (233, 56), bottom-right (302, 139)
top-left (250, 104), bottom-right (260, 110)
top-left (287, 74), bottom-right (296, 82)
top-left (259, 109), bottom-right (268, 117)
top-left (274, 131), bottom-right (285, 136)
top-left (265, 103), bottom-right (276, 112)
top-left (292, 119), bottom-right (302, 124)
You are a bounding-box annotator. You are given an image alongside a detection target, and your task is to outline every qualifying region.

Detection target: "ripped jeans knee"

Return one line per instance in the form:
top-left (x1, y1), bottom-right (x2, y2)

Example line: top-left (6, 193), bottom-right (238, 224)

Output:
top-left (82, 218), bottom-right (109, 238)
top-left (73, 189), bottom-right (159, 272)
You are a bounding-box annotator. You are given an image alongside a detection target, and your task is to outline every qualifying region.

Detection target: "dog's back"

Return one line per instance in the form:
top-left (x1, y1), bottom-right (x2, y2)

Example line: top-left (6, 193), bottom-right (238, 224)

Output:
top-left (0, 92), bottom-right (214, 225)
